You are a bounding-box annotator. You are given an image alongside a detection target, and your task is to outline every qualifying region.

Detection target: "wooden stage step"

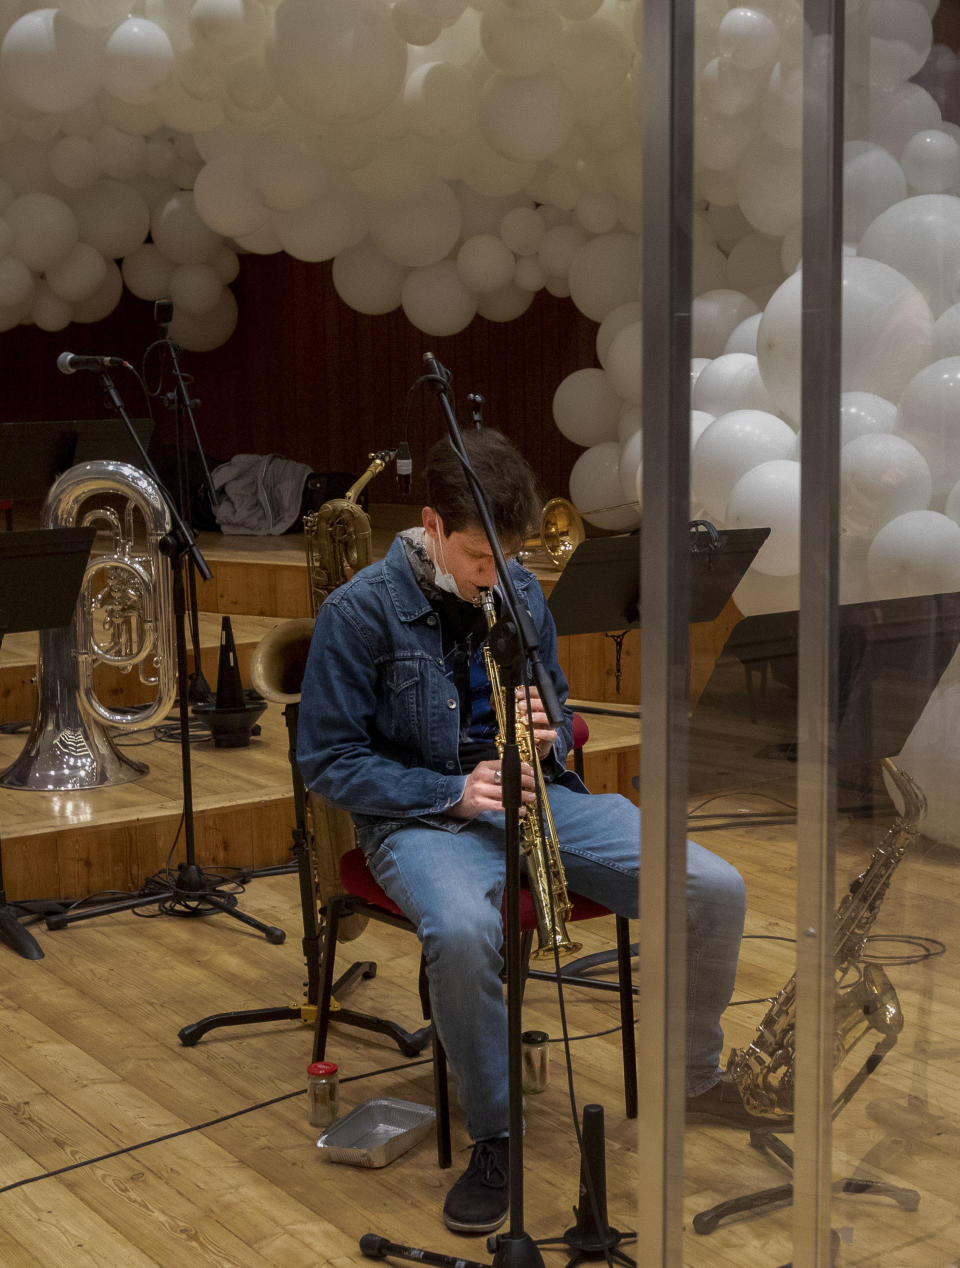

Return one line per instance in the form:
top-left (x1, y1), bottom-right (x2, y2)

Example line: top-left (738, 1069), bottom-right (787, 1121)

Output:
top-left (0, 698), bottom-right (638, 903)
top-left (0, 612), bottom-right (285, 727)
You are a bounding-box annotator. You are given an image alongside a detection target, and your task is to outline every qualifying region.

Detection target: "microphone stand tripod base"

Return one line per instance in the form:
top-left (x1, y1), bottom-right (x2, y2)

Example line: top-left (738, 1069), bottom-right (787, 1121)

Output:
top-left (488, 1232), bottom-right (546, 1268)
top-left (192, 692), bottom-right (266, 748)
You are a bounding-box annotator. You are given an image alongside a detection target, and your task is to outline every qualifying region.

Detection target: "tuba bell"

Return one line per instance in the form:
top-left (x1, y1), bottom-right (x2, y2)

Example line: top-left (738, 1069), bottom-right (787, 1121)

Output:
top-left (519, 497), bottom-right (585, 570)
top-left (0, 460), bottom-right (176, 791)
top-left (249, 619), bottom-right (367, 942)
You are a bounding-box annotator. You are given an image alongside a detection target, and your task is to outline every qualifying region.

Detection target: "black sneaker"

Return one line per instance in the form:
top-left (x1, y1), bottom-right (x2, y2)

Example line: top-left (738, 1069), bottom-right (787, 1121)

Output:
top-left (685, 1074), bottom-right (794, 1131)
top-left (442, 1137), bottom-right (510, 1235)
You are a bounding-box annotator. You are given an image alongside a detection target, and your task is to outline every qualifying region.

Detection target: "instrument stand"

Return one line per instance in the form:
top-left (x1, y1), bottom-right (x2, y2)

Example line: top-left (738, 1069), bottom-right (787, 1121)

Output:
top-left (0, 527), bottom-right (96, 958)
top-left (45, 373), bottom-right (284, 943)
top-left (178, 700), bottom-right (430, 1055)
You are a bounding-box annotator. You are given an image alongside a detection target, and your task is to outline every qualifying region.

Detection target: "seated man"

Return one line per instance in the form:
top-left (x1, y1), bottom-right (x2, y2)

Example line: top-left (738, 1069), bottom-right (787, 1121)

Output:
top-left (298, 427), bottom-right (767, 1237)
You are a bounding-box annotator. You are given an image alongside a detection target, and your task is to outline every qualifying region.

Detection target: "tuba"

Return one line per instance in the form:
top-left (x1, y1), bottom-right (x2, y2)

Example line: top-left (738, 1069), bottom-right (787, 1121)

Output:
top-left (249, 619), bottom-right (367, 943)
top-left (0, 460), bottom-right (176, 791)
top-left (519, 497), bottom-right (585, 571)
top-left (304, 449), bottom-right (397, 614)
top-left (727, 758), bottom-right (927, 1121)
top-left (480, 588), bottom-right (580, 958)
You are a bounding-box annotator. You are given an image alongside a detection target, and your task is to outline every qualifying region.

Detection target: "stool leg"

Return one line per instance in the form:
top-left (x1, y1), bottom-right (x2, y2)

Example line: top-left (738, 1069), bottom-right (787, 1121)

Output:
top-left (419, 953), bottom-right (451, 1168)
top-left (312, 899), bottom-right (342, 1062)
top-left (616, 915), bottom-right (638, 1119)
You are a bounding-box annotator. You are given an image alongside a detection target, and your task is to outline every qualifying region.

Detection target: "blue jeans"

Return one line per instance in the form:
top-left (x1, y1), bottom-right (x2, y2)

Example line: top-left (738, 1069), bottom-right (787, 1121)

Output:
top-left (363, 784), bottom-right (746, 1141)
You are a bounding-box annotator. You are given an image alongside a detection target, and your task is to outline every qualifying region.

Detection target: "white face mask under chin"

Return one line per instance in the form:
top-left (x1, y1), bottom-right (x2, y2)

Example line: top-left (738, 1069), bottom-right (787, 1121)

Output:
top-left (431, 528), bottom-right (463, 598)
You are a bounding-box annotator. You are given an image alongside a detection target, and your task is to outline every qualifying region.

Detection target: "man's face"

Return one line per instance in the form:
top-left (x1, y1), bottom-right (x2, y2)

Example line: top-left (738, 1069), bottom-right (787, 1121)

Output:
top-left (422, 507), bottom-right (516, 602)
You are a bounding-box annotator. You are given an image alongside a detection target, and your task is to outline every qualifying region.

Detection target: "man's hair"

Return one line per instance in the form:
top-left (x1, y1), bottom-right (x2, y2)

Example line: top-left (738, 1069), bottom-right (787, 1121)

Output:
top-left (425, 428), bottom-right (542, 545)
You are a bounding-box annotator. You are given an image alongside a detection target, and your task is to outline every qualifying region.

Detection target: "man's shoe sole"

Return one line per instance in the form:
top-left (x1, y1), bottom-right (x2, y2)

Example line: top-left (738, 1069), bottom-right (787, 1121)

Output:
top-left (443, 1210), bottom-right (508, 1235)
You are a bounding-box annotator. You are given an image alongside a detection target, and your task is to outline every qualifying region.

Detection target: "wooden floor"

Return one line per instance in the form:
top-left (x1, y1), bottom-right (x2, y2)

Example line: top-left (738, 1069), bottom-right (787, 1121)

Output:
top-left (1, 510), bottom-right (958, 1265)
top-left (1, 784), bottom-right (958, 1267)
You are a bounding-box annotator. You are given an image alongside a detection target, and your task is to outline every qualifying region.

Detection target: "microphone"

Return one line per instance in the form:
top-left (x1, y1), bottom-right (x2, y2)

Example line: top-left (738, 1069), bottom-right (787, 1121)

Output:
top-left (57, 352), bottom-right (130, 375)
top-left (395, 441), bottom-right (412, 495)
top-left (422, 351), bottom-right (451, 390)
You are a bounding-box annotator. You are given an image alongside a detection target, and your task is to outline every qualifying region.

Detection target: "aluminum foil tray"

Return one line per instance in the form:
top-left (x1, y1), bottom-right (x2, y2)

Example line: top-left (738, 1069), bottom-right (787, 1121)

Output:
top-left (315, 1098), bottom-right (435, 1168)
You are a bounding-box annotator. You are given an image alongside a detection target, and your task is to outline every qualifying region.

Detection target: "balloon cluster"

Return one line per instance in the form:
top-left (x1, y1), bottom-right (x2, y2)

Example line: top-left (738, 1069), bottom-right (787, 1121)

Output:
top-left (549, 2), bottom-right (960, 620)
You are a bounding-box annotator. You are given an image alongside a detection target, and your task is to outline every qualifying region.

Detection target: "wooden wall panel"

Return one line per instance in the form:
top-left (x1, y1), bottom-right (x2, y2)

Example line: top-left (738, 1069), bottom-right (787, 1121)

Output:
top-left (1, 254), bottom-right (596, 501)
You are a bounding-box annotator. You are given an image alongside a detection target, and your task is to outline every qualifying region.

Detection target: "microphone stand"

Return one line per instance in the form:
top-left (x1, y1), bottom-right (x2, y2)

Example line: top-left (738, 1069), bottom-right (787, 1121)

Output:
top-left (362, 353), bottom-right (564, 1268)
top-left (160, 326), bottom-right (220, 705)
top-left (46, 369), bottom-right (284, 942)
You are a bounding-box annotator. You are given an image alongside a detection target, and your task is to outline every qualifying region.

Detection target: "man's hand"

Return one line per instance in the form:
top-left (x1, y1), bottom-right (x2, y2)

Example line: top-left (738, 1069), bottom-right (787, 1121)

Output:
top-left (446, 758), bottom-right (537, 820)
top-left (517, 686), bottom-right (558, 761)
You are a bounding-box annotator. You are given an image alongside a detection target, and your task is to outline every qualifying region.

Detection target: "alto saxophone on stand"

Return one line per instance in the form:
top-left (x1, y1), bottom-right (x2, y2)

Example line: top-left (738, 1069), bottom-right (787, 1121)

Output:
top-left (480, 588), bottom-right (580, 958)
top-left (727, 758), bottom-right (927, 1121)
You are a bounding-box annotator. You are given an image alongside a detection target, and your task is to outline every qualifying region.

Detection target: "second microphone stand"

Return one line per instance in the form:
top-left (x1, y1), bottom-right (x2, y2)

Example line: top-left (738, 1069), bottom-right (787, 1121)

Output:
top-left (46, 369), bottom-right (284, 942)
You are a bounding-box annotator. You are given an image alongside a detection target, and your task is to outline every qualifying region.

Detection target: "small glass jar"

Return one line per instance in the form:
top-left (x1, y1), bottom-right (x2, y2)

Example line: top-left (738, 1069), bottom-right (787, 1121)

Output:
top-left (521, 1030), bottom-right (550, 1094)
top-left (306, 1060), bottom-right (340, 1129)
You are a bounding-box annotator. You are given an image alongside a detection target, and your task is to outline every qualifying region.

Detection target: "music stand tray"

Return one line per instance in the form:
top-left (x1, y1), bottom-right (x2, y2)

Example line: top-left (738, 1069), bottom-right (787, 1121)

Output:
top-left (547, 525), bottom-right (769, 636)
top-left (0, 527), bottom-right (95, 960)
top-left (0, 423), bottom-right (74, 501)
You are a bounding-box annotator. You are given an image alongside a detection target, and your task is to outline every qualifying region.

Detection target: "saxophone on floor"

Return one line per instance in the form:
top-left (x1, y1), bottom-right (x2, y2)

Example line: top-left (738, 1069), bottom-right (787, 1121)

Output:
top-left (480, 588), bottom-right (580, 958)
top-left (727, 758), bottom-right (927, 1121)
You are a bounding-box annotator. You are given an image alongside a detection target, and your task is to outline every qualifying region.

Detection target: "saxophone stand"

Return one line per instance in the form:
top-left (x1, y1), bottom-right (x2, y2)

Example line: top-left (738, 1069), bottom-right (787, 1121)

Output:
top-left (692, 1041), bottom-right (920, 1262)
top-left (45, 371), bottom-right (284, 943)
top-left (0, 527), bottom-right (96, 958)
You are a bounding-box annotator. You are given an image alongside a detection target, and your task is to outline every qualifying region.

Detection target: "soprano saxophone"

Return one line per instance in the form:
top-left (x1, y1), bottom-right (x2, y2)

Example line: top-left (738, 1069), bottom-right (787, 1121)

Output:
top-left (727, 758), bottom-right (926, 1121)
top-left (480, 588), bottom-right (580, 958)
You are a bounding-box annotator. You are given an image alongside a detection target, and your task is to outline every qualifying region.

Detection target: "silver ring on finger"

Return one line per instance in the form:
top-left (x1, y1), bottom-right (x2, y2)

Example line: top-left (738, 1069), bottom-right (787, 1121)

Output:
top-left (494, 768), bottom-right (502, 783)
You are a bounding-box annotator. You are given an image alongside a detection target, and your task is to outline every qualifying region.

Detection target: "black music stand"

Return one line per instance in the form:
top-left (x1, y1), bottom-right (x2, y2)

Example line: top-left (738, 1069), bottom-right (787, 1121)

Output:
top-left (531, 524), bottom-right (767, 993)
top-left (0, 528), bottom-right (95, 959)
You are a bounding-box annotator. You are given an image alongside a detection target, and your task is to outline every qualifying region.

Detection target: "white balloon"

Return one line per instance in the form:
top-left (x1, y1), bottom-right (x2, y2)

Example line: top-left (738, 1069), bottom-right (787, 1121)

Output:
top-left (732, 567), bottom-right (799, 615)
top-left (894, 357), bottom-right (960, 499)
top-left (596, 301), bottom-right (644, 369)
top-left (50, 135), bottom-right (101, 188)
top-left (716, 6), bottom-right (780, 71)
top-left (514, 256), bottom-right (545, 292)
top-left (75, 179), bottom-right (151, 258)
top-left (757, 259), bottom-right (934, 425)
top-left (243, 132), bottom-right (327, 213)
top-left (691, 352), bottom-right (779, 417)
top-left (92, 124), bottom-right (146, 180)
top-left (272, 182), bottom-right (367, 263)
top-left (736, 136), bottom-right (802, 236)
top-left (332, 238), bottom-right (406, 315)
top-left (569, 441), bottom-right (641, 530)
top-left (0, 254), bottom-right (34, 307)
top-left (867, 510), bottom-right (960, 599)
top-left (478, 73), bottom-right (575, 165)
top-left (932, 303), bottom-right (960, 359)
top-left (537, 223), bottom-right (587, 278)
top-left (500, 206), bottom-right (545, 257)
top-left (568, 232), bottom-right (641, 323)
top-left (840, 433), bottom-right (932, 538)
top-left (266, 0), bottom-right (407, 125)
top-left (102, 18), bottom-right (174, 105)
top-left (850, 0), bottom-right (932, 90)
top-left (456, 234), bottom-right (515, 294)
top-left (45, 241), bottom-right (107, 301)
top-left (842, 141), bottom-right (908, 243)
top-left (691, 289), bottom-right (760, 359)
top-left (723, 313), bottom-right (762, 355)
top-left (479, 3), bottom-right (561, 76)
top-left (169, 262), bottom-right (223, 314)
top-left (61, 0), bottom-right (130, 28)
top-left (121, 242), bottom-right (174, 300)
top-left (0, 9), bottom-right (104, 114)
top-left (31, 279), bottom-right (72, 331)
top-left (370, 181), bottom-right (461, 268)
top-left (870, 82), bottom-right (943, 157)
top-left (725, 459), bottom-right (801, 576)
top-left (692, 410), bottom-right (796, 521)
top-left (401, 260), bottom-right (477, 336)
top-left (555, 17), bottom-right (633, 96)
top-left (189, 0), bottom-right (269, 59)
top-left (901, 129), bottom-right (960, 194)
top-left (72, 256), bottom-right (123, 322)
top-left (552, 367), bottom-right (623, 447)
top-left (618, 405), bottom-right (643, 443)
top-left (152, 190), bottom-right (221, 264)
top-left (194, 153), bottom-right (269, 238)
top-left (619, 428), bottom-right (643, 506)
top-left (5, 192), bottom-right (78, 271)
top-left (859, 193), bottom-right (960, 318)
top-left (604, 321), bottom-right (644, 404)
top-left (725, 233), bottom-right (784, 295)
top-left (168, 286), bottom-right (238, 350)
top-left (840, 391), bottom-right (897, 445)
top-left (476, 281), bottom-right (534, 322)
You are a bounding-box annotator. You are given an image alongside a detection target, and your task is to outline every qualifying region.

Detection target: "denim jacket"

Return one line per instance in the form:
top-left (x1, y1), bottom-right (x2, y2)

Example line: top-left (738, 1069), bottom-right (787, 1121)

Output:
top-left (296, 535), bottom-right (582, 853)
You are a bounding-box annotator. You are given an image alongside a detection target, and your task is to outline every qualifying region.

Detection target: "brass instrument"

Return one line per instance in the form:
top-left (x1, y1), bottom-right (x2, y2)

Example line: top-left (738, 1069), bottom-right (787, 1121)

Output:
top-left (248, 618), bottom-right (366, 943)
top-left (304, 449), bottom-right (397, 613)
top-left (727, 758), bottom-right (926, 1120)
top-left (0, 460), bottom-right (176, 791)
top-left (519, 497), bottom-right (585, 570)
top-left (480, 588), bottom-right (580, 958)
